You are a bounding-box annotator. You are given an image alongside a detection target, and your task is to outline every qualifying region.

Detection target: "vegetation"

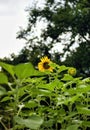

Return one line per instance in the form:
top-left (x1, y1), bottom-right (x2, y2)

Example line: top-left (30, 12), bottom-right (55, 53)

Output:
top-left (0, 0), bottom-right (90, 129)
top-left (0, 57), bottom-right (90, 130)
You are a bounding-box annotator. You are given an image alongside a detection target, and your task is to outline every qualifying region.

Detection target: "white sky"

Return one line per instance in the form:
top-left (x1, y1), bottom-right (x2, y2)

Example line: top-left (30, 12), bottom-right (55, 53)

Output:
top-left (0, 0), bottom-right (34, 58)
top-left (0, 0), bottom-right (72, 59)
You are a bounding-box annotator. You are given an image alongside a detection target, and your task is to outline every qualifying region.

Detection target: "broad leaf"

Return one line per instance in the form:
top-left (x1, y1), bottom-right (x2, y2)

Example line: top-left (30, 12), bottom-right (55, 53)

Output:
top-left (13, 62), bottom-right (35, 79)
top-left (82, 121), bottom-right (90, 127)
top-left (0, 62), bottom-right (14, 77)
top-left (0, 73), bottom-right (8, 84)
top-left (1, 96), bottom-right (12, 102)
top-left (66, 125), bottom-right (79, 130)
top-left (0, 86), bottom-right (6, 96)
top-left (62, 74), bottom-right (73, 81)
top-left (59, 65), bottom-right (68, 72)
top-left (77, 106), bottom-right (90, 115)
top-left (14, 115), bottom-right (43, 129)
top-left (25, 100), bottom-right (38, 108)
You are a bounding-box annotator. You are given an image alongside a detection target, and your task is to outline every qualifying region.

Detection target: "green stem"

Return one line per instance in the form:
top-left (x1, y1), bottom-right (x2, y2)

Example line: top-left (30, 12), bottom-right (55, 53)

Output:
top-left (20, 94), bottom-right (30, 102)
top-left (14, 79), bottom-right (22, 111)
top-left (0, 120), bottom-right (8, 130)
top-left (8, 83), bottom-right (13, 91)
top-left (17, 107), bottom-right (21, 116)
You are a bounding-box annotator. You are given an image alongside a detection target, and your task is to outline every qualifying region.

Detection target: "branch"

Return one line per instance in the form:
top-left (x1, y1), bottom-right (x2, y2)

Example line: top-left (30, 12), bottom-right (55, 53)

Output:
top-left (82, 35), bottom-right (90, 43)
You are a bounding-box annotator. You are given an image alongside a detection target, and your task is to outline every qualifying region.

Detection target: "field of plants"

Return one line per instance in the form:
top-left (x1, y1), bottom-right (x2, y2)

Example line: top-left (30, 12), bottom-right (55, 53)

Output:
top-left (0, 57), bottom-right (90, 130)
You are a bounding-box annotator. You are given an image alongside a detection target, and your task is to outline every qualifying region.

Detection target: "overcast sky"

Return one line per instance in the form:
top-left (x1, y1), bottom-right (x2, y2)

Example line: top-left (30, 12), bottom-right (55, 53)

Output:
top-left (0, 0), bottom-right (34, 58)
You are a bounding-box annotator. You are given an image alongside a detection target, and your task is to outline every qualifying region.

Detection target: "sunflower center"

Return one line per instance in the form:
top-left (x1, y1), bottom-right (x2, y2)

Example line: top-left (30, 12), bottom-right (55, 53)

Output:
top-left (43, 62), bottom-right (50, 69)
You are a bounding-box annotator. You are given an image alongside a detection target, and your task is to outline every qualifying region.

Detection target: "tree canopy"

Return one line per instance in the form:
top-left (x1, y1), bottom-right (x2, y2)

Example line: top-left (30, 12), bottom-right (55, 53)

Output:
top-left (17, 0), bottom-right (90, 48)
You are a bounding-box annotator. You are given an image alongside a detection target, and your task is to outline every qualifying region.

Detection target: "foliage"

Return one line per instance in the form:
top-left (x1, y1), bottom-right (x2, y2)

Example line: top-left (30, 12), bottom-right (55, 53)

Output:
top-left (64, 42), bottom-right (90, 77)
top-left (17, 0), bottom-right (90, 53)
top-left (0, 60), bottom-right (90, 130)
top-left (17, 0), bottom-right (90, 42)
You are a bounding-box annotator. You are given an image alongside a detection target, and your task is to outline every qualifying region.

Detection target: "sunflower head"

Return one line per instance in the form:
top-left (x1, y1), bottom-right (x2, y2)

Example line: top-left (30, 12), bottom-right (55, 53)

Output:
top-left (68, 67), bottom-right (77, 76)
top-left (38, 56), bottom-right (53, 72)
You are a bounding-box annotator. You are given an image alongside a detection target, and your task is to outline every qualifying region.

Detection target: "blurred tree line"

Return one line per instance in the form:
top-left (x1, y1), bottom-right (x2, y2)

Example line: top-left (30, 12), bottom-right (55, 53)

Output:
top-left (1, 0), bottom-right (90, 77)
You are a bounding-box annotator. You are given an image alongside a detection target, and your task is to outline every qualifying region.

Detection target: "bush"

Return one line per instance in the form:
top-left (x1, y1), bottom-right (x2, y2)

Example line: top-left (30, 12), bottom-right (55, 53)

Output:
top-left (0, 59), bottom-right (90, 130)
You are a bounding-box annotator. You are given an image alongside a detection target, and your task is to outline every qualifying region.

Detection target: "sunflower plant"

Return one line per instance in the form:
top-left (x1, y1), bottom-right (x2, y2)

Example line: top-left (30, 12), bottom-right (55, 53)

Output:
top-left (0, 57), bottom-right (90, 130)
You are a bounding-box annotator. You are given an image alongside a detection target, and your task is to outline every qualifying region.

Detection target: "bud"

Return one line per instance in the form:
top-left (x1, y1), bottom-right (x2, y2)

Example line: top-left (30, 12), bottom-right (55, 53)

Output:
top-left (68, 67), bottom-right (76, 76)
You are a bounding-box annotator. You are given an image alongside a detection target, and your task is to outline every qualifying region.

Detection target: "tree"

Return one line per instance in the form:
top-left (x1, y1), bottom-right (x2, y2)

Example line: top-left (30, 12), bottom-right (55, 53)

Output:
top-left (64, 42), bottom-right (90, 77)
top-left (3, 0), bottom-right (90, 76)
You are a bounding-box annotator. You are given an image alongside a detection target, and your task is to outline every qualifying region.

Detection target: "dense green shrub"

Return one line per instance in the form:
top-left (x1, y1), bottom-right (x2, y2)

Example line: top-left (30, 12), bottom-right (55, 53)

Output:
top-left (0, 60), bottom-right (90, 130)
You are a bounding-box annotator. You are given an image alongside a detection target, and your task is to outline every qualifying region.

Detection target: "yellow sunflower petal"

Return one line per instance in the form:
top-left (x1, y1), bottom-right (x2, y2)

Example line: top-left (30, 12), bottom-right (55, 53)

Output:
top-left (38, 56), bottom-right (53, 72)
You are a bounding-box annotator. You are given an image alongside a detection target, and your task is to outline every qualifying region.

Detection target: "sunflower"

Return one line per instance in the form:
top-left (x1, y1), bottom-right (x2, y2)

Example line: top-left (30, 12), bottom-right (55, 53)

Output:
top-left (68, 67), bottom-right (76, 76)
top-left (38, 56), bottom-right (53, 72)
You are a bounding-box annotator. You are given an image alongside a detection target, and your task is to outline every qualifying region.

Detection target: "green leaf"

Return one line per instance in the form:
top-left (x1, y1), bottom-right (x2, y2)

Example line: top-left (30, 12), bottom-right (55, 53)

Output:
top-left (63, 112), bottom-right (77, 121)
top-left (62, 74), bottom-right (73, 81)
top-left (0, 62), bottom-right (14, 77)
top-left (0, 73), bottom-right (8, 84)
top-left (82, 78), bottom-right (90, 84)
top-left (43, 119), bottom-right (54, 127)
top-left (1, 96), bottom-right (12, 102)
top-left (82, 121), bottom-right (90, 127)
top-left (66, 125), bottom-right (79, 130)
top-left (0, 86), bottom-right (6, 96)
top-left (14, 62), bottom-right (35, 79)
top-left (50, 63), bottom-right (68, 72)
top-left (38, 81), bottom-right (55, 91)
top-left (66, 84), bottom-right (90, 94)
top-left (25, 100), bottom-right (38, 108)
top-left (59, 65), bottom-right (68, 72)
top-left (57, 94), bottom-right (80, 106)
top-left (14, 115), bottom-right (43, 129)
top-left (66, 95), bottom-right (80, 104)
top-left (77, 106), bottom-right (90, 115)
top-left (38, 89), bottom-right (52, 96)
top-left (33, 69), bottom-right (46, 76)
top-left (38, 79), bottom-right (63, 91)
